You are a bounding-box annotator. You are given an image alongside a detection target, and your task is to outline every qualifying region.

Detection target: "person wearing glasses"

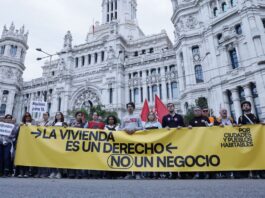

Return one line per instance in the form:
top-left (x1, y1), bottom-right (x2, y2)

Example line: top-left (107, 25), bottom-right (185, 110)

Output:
top-left (17, 112), bottom-right (36, 178)
top-left (201, 108), bottom-right (214, 126)
top-left (49, 112), bottom-right (68, 179)
top-left (162, 103), bottom-right (185, 179)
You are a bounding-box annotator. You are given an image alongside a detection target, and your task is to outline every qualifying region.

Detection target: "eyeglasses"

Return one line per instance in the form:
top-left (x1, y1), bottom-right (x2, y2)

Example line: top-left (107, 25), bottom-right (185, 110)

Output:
top-left (202, 110), bottom-right (209, 113)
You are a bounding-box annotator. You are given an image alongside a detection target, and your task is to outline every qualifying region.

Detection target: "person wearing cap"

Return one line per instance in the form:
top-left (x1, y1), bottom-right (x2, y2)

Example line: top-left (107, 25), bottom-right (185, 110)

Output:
top-left (237, 101), bottom-right (264, 179)
top-left (162, 103), bottom-right (185, 179)
top-left (188, 107), bottom-right (211, 128)
top-left (188, 107), bottom-right (211, 179)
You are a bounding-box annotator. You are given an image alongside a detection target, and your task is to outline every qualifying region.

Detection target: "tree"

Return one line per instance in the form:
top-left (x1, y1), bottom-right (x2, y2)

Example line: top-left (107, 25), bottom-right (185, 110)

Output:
top-left (68, 105), bottom-right (119, 123)
top-left (195, 97), bottom-right (208, 109)
top-left (184, 105), bottom-right (195, 126)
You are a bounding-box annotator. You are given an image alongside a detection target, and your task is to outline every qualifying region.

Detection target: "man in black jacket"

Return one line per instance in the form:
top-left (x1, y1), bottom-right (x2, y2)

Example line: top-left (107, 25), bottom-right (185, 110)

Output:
top-left (162, 103), bottom-right (185, 129)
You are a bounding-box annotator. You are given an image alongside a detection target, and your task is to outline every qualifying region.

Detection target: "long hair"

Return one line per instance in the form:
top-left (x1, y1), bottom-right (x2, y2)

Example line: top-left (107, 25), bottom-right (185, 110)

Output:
top-left (54, 112), bottom-right (64, 123)
top-left (106, 115), bottom-right (118, 125)
top-left (22, 112), bottom-right (32, 124)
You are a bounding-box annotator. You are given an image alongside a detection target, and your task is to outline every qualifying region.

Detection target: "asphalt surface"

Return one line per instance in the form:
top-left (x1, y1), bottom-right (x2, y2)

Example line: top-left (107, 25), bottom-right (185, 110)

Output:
top-left (0, 178), bottom-right (264, 198)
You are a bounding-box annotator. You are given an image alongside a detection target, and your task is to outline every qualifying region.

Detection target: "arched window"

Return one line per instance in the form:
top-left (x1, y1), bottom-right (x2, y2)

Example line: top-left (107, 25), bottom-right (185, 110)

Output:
top-left (134, 88), bottom-right (139, 104)
top-left (170, 65), bottom-right (176, 71)
top-left (222, 2), bottom-right (227, 12)
top-left (171, 82), bottom-right (178, 99)
top-left (195, 65), bottom-right (204, 83)
top-left (230, 0), bottom-right (236, 7)
top-left (151, 69), bottom-right (156, 75)
top-left (0, 104), bottom-right (6, 116)
top-left (10, 45), bottom-right (17, 57)
top-left (213, 7), bottom-right (218, 17)
top-left (235, 24), bottom-right (242, 35)
top-left (152, 85), bottom-right (158, 101)
top-left (109, 88), bottom-right (113, 104)
top-left (262, 19), bottom-right (265, 29)
top-left (0, 45), bottom-right (5, 55)
top-left (217, 33), bottom-right (223, 44)
top-left (3, 90), bottom-right (9, 95)
top-left (192, 46), bottom-right (200, 55)
top-left (94, 53), bottom-right (98, 63)
top-left (229, 48), bottom-right (239, 69)
top-left (133, 72), bottom-right (138, 78)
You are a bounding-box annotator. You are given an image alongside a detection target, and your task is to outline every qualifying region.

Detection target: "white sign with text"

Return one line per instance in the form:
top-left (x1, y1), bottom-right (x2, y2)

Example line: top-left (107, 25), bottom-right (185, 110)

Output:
top-left (0, 122), bottom-right (14, 136)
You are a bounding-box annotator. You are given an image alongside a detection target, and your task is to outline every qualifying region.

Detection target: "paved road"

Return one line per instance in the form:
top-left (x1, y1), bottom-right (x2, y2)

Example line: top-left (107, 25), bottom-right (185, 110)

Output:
top-left (0, 178), bottom-right (264, 198)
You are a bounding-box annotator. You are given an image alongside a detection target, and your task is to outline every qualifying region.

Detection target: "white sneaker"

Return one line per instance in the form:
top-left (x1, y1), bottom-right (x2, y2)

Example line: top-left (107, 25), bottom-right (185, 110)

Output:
top-left (55, 172), bottom-right (62, 179)
top-left (48, 172), bottom-right (56, 179)
top-left (135, 174), bottom-right (142, 180)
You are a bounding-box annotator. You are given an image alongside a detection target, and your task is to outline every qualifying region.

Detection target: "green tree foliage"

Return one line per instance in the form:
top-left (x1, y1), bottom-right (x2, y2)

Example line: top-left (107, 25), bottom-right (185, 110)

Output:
top-left (195, 97), bottom-right (208, 109)
top-left (68, 105), bottom-right (119, 123)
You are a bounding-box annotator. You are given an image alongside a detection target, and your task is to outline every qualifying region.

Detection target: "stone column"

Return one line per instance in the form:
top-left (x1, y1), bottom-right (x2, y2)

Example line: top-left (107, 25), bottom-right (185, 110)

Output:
top-left (142, 71), bottom-right (147, 101)
top-left (231, 88), bottom-right (242, 121)
top-left (223, 91), bottom-right (231, 115)
top-left (0, 89), bottom-right (3, 105)
top-left (5, 90), bottom-right (16, 115)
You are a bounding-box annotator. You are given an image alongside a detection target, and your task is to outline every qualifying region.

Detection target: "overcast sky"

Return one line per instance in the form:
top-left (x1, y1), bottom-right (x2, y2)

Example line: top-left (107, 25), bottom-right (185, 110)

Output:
top-left (0, 0), bottom-right (174, 81)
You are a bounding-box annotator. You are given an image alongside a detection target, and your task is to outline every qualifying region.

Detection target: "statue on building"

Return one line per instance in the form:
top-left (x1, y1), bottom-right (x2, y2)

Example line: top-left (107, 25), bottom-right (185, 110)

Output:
top-left (63, 31), bottom-right (72, 50)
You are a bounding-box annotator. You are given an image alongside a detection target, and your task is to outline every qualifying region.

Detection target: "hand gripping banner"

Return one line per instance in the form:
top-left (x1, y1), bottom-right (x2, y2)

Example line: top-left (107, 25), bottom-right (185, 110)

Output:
top-left (15, 125), bottom-right (265, 172)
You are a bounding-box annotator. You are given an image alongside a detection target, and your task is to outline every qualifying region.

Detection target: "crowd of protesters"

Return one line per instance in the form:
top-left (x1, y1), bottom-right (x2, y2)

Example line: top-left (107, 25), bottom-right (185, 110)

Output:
top-left (0, 100), bottom-right (264, 179)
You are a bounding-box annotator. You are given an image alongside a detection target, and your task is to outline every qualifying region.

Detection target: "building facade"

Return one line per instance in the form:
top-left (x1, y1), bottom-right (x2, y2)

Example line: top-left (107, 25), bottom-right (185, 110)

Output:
top-left (0, 0), bottom-right (265, 122)
top-left (171, 0), bottom-right (265, 121)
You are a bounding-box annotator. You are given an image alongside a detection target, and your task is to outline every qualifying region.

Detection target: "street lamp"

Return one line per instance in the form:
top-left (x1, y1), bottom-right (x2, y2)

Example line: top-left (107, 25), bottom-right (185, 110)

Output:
top-left (36, 49), bottom-right (66, 102)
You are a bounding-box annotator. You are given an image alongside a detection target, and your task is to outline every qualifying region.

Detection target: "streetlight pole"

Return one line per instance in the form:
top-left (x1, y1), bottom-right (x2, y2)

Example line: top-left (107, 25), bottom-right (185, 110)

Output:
top-left (36, 48), bottom-right (66, 103)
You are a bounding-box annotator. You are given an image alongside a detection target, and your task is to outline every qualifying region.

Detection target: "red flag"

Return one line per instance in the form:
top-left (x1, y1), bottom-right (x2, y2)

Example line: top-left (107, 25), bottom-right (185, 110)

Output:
top-left (141, 99), bottom-right (150, 122)
top-left (155, 95), bottom-right (169, 123)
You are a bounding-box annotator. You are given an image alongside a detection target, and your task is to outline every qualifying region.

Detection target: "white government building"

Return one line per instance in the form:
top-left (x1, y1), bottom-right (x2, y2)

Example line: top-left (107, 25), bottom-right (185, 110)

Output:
top-left (0, 0), bottom-right (265, 122)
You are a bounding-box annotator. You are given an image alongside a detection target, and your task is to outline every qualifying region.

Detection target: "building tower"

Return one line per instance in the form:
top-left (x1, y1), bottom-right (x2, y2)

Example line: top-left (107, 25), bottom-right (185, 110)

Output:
top-left (0, 23), bottom-right (28, 117)
top-left (102, 0), bottom-right (137, 24)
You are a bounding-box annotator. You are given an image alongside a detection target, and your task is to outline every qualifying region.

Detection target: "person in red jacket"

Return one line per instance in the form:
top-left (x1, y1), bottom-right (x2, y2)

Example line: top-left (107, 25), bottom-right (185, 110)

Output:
top-left (85, 112), bottom-right (105, 129)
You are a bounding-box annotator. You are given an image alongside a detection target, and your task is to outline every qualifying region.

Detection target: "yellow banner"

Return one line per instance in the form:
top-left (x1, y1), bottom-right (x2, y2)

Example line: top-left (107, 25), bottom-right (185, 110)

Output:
top-left (15, 125), bottom-right (265, 172)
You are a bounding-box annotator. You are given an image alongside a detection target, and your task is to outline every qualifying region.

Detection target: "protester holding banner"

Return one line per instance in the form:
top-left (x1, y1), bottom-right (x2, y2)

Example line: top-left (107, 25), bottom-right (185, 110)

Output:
top-left (120, 102), bottom-right (143, 135)
top-left (144, 111), bottom-right (161, 179)
top-left (34, 112), bottom-right (52, 178)
top-left (162, 103), bottom-right (185, 129)
top-left (215, 108), bottom-right (237, 127)
top-left (188, 107), bottom-right (211, 129)
top-left (38, 112), bottom-right (52, 127)
top-left (213, 108), bottom-right (237, 179)
top-left (52, 112), bottom-right (68, 128)
top-left (201, 107), bottom-right (215, 126)
top-left (0, 115), bottom-right (17, 177)
top-left (121, 102), bottom-right (143, 179)
top-left (49, 112), bottom-right (68, 179)
top-left (104, 115), bottom-right (122, 179)
top-left (161, 103), bottom-right (185, 179)
top-left (105, 115), bottom-right (119, 131)
top-left (188, 107), bottom-right (211, 179)
top-left (67, 111), bottom-right (85, 179)
top-left (237, 101), bottom-right (264, 179)
top-left (17, 112), bottom-right (35, 178)
top-left (144, 112), bottom-right (162, 130)
top-left (85, 112), bottom-right (105, 130)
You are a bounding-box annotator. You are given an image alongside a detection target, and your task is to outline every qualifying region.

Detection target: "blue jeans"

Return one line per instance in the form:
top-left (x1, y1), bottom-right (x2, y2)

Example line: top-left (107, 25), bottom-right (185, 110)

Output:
top-left (0, 143), bottom-right (12, 174)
